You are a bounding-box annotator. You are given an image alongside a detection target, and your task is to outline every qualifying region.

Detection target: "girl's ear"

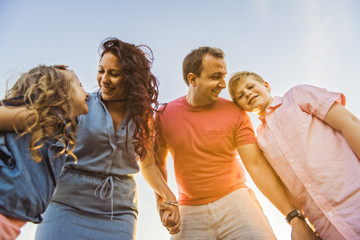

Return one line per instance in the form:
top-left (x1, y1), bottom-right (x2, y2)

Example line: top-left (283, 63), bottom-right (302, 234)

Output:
top-left (264, 81), bottom-right (271, 93)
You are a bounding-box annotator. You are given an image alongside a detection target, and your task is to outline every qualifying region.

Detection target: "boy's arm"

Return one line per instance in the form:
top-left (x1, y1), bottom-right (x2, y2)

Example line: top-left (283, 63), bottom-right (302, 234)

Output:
top-left (237, 143), bottom-right (319, 240)
top-left (324, 102), bottom-right (360, 158)
top-left (0, 106), bottom-right (31, 131)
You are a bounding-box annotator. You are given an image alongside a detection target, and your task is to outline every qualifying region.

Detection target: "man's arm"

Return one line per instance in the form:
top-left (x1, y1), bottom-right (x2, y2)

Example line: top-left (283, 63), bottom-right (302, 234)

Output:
top-left (324, 102), bottom-right (360, 158)
top-left (0, 106), bottom-right (31, 131)
top-left (237, 143), bottom-right (319, 240)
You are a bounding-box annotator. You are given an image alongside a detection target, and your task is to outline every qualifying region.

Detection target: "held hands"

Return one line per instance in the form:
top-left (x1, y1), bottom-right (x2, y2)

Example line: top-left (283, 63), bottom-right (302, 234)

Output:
top-left (290, 218), bottom-right (321, 240)
top-left (157, 200), bottom-right (181, 235)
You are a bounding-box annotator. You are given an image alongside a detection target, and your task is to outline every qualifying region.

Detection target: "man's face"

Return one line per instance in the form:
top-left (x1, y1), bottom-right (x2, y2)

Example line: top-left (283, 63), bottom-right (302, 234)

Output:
top-left (191, 54), bottom-right (227, 105)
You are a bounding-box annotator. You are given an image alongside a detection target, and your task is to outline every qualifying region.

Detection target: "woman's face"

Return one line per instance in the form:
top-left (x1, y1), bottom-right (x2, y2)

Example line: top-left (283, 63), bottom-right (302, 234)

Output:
top-left (97, 52), bottom-right (126, 101)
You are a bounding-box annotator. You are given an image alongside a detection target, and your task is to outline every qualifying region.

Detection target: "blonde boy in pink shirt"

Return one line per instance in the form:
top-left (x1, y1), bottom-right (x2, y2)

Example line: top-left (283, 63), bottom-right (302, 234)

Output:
top-left (228, 71), bottom-right (360, 240)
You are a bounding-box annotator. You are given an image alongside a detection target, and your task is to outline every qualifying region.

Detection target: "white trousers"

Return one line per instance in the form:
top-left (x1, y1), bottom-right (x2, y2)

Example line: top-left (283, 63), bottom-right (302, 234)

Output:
top-left (171, 188), bottom-right (277, 240)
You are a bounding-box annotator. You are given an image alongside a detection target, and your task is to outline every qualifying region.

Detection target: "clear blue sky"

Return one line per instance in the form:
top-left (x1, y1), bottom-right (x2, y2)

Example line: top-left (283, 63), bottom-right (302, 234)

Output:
top-left (1, 0), bottom-right (359, 239)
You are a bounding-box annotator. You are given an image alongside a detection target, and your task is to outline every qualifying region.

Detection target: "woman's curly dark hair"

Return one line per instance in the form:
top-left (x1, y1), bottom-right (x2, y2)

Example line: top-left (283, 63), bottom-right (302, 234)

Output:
top-left (4, 65), bottom-right (78, 162)
top-left (99, 38), bottom-right (159, 161)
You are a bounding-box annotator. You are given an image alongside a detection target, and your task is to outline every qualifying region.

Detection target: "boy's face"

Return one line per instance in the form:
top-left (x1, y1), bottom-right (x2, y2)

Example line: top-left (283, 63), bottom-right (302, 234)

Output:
top-left (233, 76), bottom-right (272, 115)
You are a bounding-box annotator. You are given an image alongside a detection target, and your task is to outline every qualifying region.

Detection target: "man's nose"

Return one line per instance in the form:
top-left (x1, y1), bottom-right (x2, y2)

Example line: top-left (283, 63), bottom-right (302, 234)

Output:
top-left (218, 78), bottom-right (226, 88)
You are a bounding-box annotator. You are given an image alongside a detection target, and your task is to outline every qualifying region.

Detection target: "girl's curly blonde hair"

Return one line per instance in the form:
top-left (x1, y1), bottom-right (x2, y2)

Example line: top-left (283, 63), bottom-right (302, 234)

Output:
top-left (4, 65), bottom-right (78, 162)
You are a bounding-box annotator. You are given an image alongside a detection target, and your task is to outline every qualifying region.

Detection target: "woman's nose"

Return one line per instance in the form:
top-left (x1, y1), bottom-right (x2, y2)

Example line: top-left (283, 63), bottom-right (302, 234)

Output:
top-left (100, 74), bottom-right (110, 85)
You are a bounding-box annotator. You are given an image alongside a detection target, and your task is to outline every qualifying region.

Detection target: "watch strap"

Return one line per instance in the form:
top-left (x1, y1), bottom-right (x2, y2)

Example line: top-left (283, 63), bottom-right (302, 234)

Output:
top-left (285, 208), bottom-right (305, 224)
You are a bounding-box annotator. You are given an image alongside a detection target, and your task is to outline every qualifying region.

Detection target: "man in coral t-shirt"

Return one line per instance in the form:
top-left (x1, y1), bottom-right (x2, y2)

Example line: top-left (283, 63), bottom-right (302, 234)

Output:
top-left (155, 47), bottom-right (318, 240)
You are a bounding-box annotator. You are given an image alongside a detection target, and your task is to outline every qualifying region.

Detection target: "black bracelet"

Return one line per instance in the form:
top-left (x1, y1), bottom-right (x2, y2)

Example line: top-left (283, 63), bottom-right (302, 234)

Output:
top-left (285, 209), bottom-right (305, 224)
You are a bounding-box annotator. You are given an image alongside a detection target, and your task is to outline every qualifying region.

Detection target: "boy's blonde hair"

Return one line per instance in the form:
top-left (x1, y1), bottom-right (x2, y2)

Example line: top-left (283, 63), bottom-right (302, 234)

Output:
top-left (228, 71), bottom-right (265, 102)
top-left (4, 65), bottom-right (78, 162)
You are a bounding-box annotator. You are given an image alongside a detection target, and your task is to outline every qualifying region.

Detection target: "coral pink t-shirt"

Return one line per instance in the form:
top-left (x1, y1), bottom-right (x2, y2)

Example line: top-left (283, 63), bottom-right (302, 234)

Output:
top-left (156, 96), bottom-right (256, 205)
top-left (257, 84), bottom-right (360, 240)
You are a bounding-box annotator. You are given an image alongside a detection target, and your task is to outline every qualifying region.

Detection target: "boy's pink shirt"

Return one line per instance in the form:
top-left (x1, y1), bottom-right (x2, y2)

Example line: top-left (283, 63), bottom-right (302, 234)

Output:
top-left (256, 84), bottom-right (360, 240)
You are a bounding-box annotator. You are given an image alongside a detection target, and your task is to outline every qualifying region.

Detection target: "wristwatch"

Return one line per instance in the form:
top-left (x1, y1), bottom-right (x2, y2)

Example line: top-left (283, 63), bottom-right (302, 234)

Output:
top-left (285, 208), bottom-right (305, 224)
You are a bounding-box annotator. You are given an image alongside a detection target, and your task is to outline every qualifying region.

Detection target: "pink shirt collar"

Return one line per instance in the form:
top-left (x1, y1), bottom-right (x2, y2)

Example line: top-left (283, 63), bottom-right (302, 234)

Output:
top-left (259, 96), bottom-right (282, 123)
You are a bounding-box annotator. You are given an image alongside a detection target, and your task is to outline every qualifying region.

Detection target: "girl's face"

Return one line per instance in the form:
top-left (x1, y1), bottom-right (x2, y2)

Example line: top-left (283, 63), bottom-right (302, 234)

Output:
top-left (97, 52), bottom-right (125, 101)
top-left (233, 76), bottom-right (273, 116)
top-left (64, 70), bottom-right (89, 117)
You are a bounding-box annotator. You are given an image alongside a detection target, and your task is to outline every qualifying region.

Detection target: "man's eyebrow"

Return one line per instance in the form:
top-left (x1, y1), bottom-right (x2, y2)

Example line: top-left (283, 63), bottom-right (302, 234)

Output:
top-left (211, 72), bottom-right (226, 76)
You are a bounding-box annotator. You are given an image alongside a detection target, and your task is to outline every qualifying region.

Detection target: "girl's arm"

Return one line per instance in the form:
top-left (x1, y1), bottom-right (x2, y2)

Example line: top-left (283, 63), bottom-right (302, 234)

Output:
top-left (324, 103), bottom-right (360, 158)
top-left (0, 106), bottom-right (31, 131)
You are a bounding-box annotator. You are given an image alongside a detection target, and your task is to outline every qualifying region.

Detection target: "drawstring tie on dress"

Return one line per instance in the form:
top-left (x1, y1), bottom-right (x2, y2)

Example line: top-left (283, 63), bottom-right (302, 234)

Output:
top-left (64, 166), bottom-right (132, 220)
top-left (95, 176), bottom-right (115, 219)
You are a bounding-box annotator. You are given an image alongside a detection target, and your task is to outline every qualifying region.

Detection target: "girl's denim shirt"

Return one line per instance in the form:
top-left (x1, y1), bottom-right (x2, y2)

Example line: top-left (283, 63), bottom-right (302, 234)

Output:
top-left (0, 128), bottom-right (66, 223)
top-left (0, 98), bottom-right (67, 223)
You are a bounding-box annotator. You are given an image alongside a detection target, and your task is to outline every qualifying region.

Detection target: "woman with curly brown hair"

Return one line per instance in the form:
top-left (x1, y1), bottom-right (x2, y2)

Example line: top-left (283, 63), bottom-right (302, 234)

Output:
top-left (34, 38), bottom-right (180, 240)
top-left (0, 65), bottom-right (89, 239)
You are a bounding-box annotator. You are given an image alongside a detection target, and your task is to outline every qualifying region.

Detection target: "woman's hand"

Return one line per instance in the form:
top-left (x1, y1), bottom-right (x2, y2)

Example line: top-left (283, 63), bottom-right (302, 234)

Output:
top-left (157, 201), bottom-right (181, 235)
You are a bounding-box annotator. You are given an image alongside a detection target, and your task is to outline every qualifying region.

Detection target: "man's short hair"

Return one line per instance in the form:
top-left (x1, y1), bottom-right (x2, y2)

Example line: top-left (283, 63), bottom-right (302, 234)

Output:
top-left (182, 47), bottom-right (224, 85)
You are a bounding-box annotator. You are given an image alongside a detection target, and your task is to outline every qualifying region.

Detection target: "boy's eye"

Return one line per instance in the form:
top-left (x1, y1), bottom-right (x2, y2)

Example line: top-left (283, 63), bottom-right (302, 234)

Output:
top-left (248, 85), bottom-right (254, 89)
top-left (98, 70), bottom-right (104, 73)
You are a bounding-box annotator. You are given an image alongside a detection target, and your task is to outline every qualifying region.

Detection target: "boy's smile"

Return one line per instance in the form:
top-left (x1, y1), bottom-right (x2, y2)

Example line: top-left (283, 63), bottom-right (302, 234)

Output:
top-left (234, 76), bottom-right (273, 116)
top-left (248, 95), bottom-right (258, 105)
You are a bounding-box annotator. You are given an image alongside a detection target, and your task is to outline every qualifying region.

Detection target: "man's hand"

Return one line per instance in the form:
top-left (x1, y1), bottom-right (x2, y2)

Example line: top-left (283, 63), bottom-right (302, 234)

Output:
top-left (291, 218), bottom-right (321, 240)
top-left (157, 202), bottom-right (181, 235)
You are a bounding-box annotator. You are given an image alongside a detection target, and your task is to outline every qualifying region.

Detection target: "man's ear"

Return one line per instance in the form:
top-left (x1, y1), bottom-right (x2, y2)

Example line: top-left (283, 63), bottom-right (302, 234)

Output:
top-left (264, 81), bottom-right (271, 92)
top-left (188, 73), bottom-right (197, 86)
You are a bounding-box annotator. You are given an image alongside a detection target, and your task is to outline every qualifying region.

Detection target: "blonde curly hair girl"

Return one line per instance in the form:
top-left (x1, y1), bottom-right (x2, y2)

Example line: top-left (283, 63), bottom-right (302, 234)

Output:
top-left (3, 65), bottom-right (81, 162)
